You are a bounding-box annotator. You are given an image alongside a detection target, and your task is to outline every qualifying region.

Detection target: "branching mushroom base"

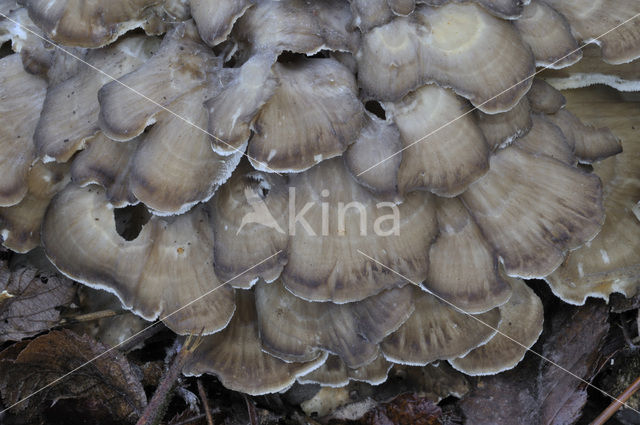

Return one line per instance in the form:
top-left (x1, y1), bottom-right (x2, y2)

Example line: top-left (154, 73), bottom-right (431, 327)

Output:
top-left (0, 0), bottom-right (639, 396)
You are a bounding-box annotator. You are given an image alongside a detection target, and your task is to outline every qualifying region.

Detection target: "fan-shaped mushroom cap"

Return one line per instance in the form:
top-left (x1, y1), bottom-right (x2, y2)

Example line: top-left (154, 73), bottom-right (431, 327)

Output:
top-left (546, 86), bottom-right (640, 304)
top-left (128, 86), bottom-right (242, 215)
top-left (344, 112), bottom-right (402, 196)
top-left (34, 35), bottom-right (159, 163)
top-left (183, 290), bottom-right (327, 395)
top-left (282, 158), bottom-right (437, 303)
top-left (248, 58), bottom-right (364, 173)
top-left (191, 0), bottom-right (254, 46)
top-left (547, 109), bottom-right (622, 163)
top-left (475, 96), bottom-right (532, 150)
top-left (357, 3), bottom-right (535, 113)
top-left (232, 0), bottom-right (359, 55)
top-left (527, 78), bottom-right (566, 114)
top-left (472, 0), bottom-right (524, 19)
top-left (18, 0), bottom-right (166, 48)
top-left (0, 54), bottom-right (46, 207)
top-left (541, 45), bottom-right (640, 92)
top-left (298, 354), bottom-right (392, 387)
top-left (425, 197), bottom-right (512, 314)
top-left (461, 145), bottom-right (604, 278)
top-left (41, 184), bottom-right (236, 335)
top-left (256, 280), bottom-right (413, 368)
top-left (544, 0), bottom-right (640, 64)
top-left (385, 84), bottom-right (489, 196)
top-left (449, 277), bottom-right (543, 375)
top-left (0, 161), bottom-right (69, 252)
top-left (70, 133), bottom-right (138, 207)
top-left (514, 0), bottom-right (581, 69)
top-left (98, 22), bottom-right (217, 141)
top-left (381, 287), bottom-right (500, 365)
top-left (513, 114), bottom-right (575, 165)
top-left (0, 4), bottom-right (53, 75)
top-left (348, 0), bottom-right (394, 32)
top-left (212, 163), bottom-right (288, 288)
top-left (206, 53), bottom-right (278, 156)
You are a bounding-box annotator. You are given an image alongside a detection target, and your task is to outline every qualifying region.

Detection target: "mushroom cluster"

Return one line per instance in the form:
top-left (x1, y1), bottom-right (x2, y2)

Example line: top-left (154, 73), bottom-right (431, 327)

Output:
top-left (1, 0), bottom-right (639, 395)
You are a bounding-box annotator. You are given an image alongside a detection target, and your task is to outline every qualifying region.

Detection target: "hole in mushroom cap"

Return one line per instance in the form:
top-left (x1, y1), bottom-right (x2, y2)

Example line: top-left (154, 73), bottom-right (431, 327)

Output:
top-left (0, 42), bottom-right (11, 59)
top-left (114, 204), bottom-right (151, 241)
top-left (365, 101), bottom-right (386, 120)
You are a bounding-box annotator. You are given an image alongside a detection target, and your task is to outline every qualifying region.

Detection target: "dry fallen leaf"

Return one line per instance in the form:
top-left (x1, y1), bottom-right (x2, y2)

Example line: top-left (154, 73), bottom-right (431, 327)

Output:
top-left (0, 256), bottom-right (75, 342)
top-left (458, 299), bottom-right (610, 425)
top-left (0, 329), bottom-right (147, 425)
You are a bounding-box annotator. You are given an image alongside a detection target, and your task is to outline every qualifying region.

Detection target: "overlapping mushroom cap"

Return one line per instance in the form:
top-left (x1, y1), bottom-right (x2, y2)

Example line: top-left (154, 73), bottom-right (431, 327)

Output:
top-left (0, 0), bottom-right (639, 396)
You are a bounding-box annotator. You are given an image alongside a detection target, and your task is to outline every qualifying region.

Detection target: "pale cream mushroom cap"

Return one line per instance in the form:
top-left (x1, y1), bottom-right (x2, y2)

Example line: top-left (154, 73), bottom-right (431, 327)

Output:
top-left (461, 145), bottom-right (604, 278)
top-left (514, 0), bottom-right (582, 69)
top-left (298, 354), bottom-right (392, 387)
top-left (385, 84), bottom-right (489, 196)
top-left (381, 286), bottom-right (500, 365)
top-left (546, 86), bottom-right (640, 304)
top-left (281, 158), bottom-right (437, 303)
top-left (190, 0), bottom-right (254, 46)
top-left (0, 54), bottom-right (46, 206)
top-left (183, 289), bottom-right (327, 395)
top-left (34, 35), bottom-right (159, 163)
top-left (544, 0), bottom-right (640, 65)
top-left (255, 279), bottom-right (414, 368)
top-left (0, 161), bottom-right (69, 252)
top-left (41, 183), bottom-right (236, 335)
top-left (449, 277), bottom-right (543, 375)
top-left (248, 57), bottom-right (364, 173)
top-left (425, 197), bottom-right (512, 314)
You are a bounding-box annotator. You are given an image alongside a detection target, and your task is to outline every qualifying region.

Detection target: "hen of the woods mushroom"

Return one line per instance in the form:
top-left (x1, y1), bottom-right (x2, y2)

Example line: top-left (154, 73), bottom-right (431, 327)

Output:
top-left (0, 0), bottom-right (639, 396)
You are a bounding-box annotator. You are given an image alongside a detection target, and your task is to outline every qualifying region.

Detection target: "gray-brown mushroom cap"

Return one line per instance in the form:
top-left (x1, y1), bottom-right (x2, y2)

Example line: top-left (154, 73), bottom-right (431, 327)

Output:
top-left (183, 289), bottom-right (327, 395)
top-left (514, 0), bottom-right (582, 69)
top-left (34, 35), bottom-right (159, 163)
top-left (462, 145), bottom-right (605, 278)
top-left (191, 0), bottom-right (254, 46)
top-left (545, 86), bottom-right (640, 304)
top-left (527, 78), bottom-right (566, 114)
top-left (0, 53), bottom-right (47, 207)
top-left (425, 197), bottom-right (512, 314)
top-left (281, 158), bottom-right (437, 303)
top-left (513, 113), bottom-right (575, 166)
top-left (18, 0), bottom-right (168, 48)
top-left (449, 277), bottom-right (543, 375)
top-left (385, 84), bottom-right (490, 197)
top-left (357, 3), bottom-right (535, 113)
top-left (248, 57), bottom-right (365, 173)
top-left (381, 286), bottom-right (500, 365)
top-left (475, 96), bottom-right (532, 150)
top-left (255, 280), bottom-right (414, 368)
top-left (544, 0), bottom-right (640, 65)
top-left (41, 183), bottom-right (236, 335)
top-left (298, 354), bottom-right (392, 387)
top-left (0, 161), bottom-right (69, 253)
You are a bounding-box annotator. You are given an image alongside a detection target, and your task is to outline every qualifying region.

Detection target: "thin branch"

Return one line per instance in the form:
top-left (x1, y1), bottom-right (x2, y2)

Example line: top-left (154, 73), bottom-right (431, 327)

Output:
top-left (590, 375), bottom-right (640, 425)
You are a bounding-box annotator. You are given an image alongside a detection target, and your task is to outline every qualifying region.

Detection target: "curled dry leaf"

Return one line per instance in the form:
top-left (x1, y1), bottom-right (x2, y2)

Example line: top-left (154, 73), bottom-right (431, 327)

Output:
top-left (0, 257), bottom-right (75, 342)
top-left (0, 329), bottom-right (147, 424)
